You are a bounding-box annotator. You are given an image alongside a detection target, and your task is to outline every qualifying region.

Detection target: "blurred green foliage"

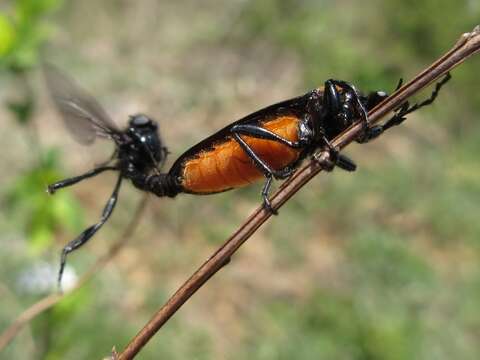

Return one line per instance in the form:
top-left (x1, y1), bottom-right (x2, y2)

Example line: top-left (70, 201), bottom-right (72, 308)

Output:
top-left (1, 0), bottom-right (64, 129)
top-left (5, 149), bottom-right (83, 253)
top-left (0, 8), bottom-right (84, 360)
top-left (0, 0), bottom-right (63, 72)
top-left (0, 0), bottom-right (82, 258)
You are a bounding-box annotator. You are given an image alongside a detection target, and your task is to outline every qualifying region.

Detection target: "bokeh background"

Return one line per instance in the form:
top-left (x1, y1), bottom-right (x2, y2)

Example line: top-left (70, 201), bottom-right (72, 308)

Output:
top-left (1, 1), bottom-right (480, 359)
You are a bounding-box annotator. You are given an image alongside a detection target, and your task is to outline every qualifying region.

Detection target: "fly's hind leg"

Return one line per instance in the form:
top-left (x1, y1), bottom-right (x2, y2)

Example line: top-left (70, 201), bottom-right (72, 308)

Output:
top-left (261, 175), bottom-right (277, 215)
top-left (232, 133), bottom-right (293, 214)
top-left (57, 174), bottom-right (122, 291)
top-left (231, 124), bottom-right (305, 149)
top-left (231, 133), bottom-right (293, 180)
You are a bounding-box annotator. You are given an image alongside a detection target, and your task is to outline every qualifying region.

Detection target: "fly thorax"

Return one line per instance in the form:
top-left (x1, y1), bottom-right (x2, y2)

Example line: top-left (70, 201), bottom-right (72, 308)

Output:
top-left (298, 118), bottom-right (313, 145)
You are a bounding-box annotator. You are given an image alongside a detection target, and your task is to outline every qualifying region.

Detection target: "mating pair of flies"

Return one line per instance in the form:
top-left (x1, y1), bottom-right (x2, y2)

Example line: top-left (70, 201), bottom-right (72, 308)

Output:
top-left (44, 65), bottom-right (451, 286)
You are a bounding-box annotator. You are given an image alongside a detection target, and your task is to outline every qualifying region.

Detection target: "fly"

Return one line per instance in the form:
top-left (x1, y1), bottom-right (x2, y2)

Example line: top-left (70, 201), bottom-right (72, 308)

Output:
top-left (44, 64), bottom-right (168, 288)
top-left (127, 74), bottom-right (450, 212)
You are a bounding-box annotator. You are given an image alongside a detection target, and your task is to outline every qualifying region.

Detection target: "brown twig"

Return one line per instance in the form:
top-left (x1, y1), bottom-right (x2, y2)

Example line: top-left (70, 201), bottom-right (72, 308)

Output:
top-left (116, 26), bottom-right (480, 360)
top-left (0, 194), bottom-right (150, 352)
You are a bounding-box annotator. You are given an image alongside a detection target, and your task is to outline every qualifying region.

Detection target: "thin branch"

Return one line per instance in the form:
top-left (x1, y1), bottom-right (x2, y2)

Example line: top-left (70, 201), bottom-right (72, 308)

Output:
top-left (0, 194), bottom-right (150, 352)
top-left (116, 26), bottom-right (480, 360)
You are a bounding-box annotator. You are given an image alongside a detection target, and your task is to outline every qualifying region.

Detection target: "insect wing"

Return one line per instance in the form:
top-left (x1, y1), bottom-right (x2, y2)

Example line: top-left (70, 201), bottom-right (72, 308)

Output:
top-left (44, 64), bottom-right (121, 145)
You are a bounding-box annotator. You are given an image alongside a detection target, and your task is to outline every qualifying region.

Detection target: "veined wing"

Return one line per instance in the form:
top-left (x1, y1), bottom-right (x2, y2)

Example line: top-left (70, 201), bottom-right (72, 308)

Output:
top-left (44, 63), bottom-right (122, 145)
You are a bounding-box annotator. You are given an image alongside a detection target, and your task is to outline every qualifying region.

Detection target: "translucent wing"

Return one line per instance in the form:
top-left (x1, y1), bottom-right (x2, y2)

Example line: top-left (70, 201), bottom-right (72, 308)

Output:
top-left (44, 64), bottom-right (121, 145)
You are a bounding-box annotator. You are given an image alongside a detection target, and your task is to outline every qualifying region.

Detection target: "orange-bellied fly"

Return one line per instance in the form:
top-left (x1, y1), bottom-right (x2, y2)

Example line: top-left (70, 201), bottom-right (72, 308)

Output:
top-left (127, 74), bottom-right (451, 211)
top-left (44, 64), bottom-right (168, 288)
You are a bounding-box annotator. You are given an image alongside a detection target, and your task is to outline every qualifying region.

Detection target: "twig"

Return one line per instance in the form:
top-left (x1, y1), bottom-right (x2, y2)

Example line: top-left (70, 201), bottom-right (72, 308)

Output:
top-left (116, 26), bottom-right (480, 360)
top-left (0, 194), bottom-right (150, 352)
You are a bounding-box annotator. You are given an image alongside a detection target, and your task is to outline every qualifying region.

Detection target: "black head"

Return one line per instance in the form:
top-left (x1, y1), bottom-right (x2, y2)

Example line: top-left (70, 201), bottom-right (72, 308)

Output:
top-left (321, 81), bottom-right (364, 136)
top-left (363, 90), bottom-right (388, 110)
top-left (337, 89), bottom-right (389, 126)
top-left (129, 113), bottom-right (158, 130)
top-left (321, 80), bottom-right (390, 139)
top-left (125, 113), bottom-right (166, 170)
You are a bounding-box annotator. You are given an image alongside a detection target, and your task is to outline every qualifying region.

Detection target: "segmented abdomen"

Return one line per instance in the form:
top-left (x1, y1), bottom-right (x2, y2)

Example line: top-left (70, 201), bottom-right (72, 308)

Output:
top-left (181, 116), bottom-right (301, 193)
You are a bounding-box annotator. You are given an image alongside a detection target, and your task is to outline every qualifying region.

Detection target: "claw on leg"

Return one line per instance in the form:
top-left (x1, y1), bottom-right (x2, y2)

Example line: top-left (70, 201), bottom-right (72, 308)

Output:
top-left (261, 175), bottom-right (278, 215)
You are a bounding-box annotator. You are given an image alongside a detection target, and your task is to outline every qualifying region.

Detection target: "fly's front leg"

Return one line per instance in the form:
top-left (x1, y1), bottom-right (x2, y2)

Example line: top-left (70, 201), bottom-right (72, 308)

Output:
top-left (48, 166), bottom-right (117, 194)
top-left (358, 72), bottom-right (451, 143)
top-left (357, 102), bottom-right (409, 143)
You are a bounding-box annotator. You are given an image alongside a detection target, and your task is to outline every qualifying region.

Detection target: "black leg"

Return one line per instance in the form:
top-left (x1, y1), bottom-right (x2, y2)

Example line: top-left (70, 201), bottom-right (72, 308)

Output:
top-left (48, 166), bottom-right (117, 194)
top-left (261, 175), bottom-right (277, 215)
top-left (232, 133), bottom-right (293, 214)
top-left (57, 174), bottom-right (122, 290)
top-left (232, 133), bottom-right (293, 180)
top-left (395, 78), bottom-right (404, 91)
top-left (396, 72), bottom-right (451, 117)
top-left (231, 124), bottom-right (305, 148)
top-left (231, 106), bottom-right (357, 173)
top-left (359, 72), bottom-right (451, 143)
top-left (314, 135), bottom-right (357, 172)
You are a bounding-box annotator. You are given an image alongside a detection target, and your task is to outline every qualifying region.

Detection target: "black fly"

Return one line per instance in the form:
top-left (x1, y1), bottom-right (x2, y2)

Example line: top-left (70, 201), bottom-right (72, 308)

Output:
top-left (44, 64), bottom-right (168, 289)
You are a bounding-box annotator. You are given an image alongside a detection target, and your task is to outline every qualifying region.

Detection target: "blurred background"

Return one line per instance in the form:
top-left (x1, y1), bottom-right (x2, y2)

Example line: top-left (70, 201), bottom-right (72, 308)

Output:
top-left (1, 0), bottom-right (480, 359)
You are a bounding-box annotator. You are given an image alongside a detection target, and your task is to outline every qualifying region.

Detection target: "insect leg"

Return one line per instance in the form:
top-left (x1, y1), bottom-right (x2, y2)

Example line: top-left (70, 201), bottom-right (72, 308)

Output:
top-left (57, 174), bottom-right (122, 290)
top-left (261, 175), bottom-right (277, 215)
top-left (232, 133), bottom-right (293, 180)
top-left (231, 124), bottom-right (304, 148)
top-left (359, 72), bottom-right (451, 143)
top-left (232, 133), bottom-right (292, 214)
top-left (390, 72), bottom-right (451, 121)
top-left (395, 78), bottom-right (404, 91)
top-left (48, 166), bottom-right (118, 194)
top-left (232, 123), bottom-right (356, 171)
top-left (315, 135), bottom-right (357, 172)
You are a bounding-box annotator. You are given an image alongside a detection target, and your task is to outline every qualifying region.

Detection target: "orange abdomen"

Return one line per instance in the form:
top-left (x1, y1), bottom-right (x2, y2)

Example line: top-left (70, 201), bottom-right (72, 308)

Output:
top-left (181, 116), bottom-right (302, 194)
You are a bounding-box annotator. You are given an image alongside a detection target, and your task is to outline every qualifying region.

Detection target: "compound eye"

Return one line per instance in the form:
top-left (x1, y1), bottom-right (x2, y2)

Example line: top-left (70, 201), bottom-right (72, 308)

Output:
top-left (365, 91), bottom-right (388, 109)
top-left (130, 114), bottom-right (150, 126)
